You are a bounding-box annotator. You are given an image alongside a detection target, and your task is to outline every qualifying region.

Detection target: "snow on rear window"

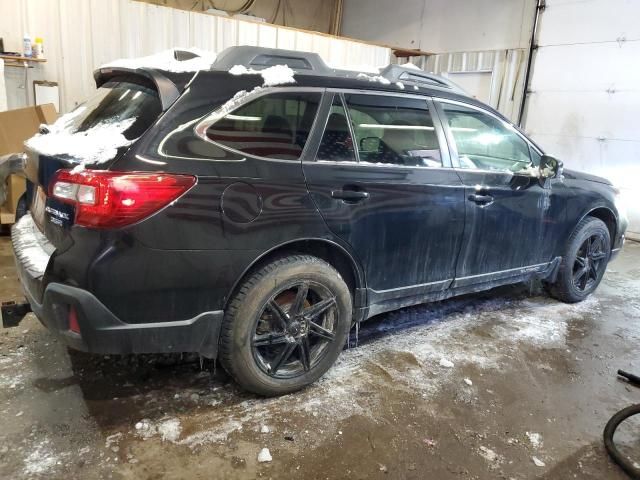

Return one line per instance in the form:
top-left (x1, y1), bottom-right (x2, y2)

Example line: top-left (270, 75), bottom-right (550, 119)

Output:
top-left (26, 117), bottom-right (136, 166)
top-left (25, 77), bottom-right (161, 166)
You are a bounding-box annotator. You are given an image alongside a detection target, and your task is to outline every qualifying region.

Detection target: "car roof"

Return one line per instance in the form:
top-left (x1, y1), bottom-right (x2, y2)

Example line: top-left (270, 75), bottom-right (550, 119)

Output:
top-left (93, 45), bottom-right (511, 125)
top-left (205, 46), bottom-right (508, 121)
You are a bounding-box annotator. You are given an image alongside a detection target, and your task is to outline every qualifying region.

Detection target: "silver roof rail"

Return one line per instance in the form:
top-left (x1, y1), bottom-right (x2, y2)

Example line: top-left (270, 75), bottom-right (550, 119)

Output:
top-left (379, 64), bottom-right (468, 95)
top-left (210, 46), bottom-right (469, 96)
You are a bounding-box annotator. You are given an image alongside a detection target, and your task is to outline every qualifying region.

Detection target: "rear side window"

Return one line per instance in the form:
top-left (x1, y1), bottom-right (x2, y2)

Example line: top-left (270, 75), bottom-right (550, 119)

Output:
top-left (65, 75), bottom-right (161, 140)
top-left (441, 103), bottom-right (531, 172)
top-left (205, 92), bottom-right (321, 160)
top-left (317, 95), bottom-right (356, 162)
top-left (344, 94), bottom-right (442, 167)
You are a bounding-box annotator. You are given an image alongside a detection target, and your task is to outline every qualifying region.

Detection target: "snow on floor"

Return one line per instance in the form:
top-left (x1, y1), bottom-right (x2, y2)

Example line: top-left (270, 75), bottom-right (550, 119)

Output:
top-left (131, 292), bottom-right (600, 448)
top-left (22, 439), bottom-right (62, 475)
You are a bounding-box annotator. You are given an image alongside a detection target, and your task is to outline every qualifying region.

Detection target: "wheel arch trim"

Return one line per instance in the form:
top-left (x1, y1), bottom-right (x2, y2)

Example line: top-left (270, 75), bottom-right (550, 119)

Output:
top-left (224, 237), bottom-right (367, 310)
top-left (579, 205), bottom-right (618, 249)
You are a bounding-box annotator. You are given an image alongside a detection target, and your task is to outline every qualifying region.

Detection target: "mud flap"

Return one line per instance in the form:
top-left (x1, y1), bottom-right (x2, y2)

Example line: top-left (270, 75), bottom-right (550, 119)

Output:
top-left (1, 301), bottom-right (32, 328)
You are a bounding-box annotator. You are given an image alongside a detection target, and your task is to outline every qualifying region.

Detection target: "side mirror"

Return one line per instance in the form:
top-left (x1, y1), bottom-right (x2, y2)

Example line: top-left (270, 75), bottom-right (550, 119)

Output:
top-left (540, 155), bottom-right (563, 178)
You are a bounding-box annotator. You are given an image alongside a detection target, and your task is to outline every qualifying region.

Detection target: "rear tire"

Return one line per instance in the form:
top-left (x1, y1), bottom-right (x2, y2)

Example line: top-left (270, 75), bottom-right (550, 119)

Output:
top-left (549, 217), bottom-right (610, 303)
top-left (219, 255), bottom-right (352, 396)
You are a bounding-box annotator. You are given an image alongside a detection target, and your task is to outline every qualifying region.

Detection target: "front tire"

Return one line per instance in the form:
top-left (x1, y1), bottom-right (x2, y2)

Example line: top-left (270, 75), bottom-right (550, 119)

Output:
top-left (219, 255), bottom-right (352, 396)
top-left (549, 217), bottom-right (610, 303)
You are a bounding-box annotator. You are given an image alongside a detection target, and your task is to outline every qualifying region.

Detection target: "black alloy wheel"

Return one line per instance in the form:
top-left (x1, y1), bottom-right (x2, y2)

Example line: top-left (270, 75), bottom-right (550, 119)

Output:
top-left (549, 216), bottom-right (611, 303)
top-left (219, 255), bottom-right (352, 396)
top-left (251, 281), bottom-right (338, 379)
top-left (572, 233), bottom-right (608, 292)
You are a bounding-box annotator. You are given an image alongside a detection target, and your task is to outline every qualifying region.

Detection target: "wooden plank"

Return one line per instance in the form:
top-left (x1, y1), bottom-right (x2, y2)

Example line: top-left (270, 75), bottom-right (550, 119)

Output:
top-left (0, 55), bottom-right (47, 63)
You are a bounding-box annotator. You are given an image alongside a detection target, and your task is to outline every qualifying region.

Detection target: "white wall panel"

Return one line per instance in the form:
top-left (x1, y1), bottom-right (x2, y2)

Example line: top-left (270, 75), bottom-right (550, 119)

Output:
top-left (524, 0), bottom-right (640, 236)
top-left (293, 31), bottom-right (314, 53)
top-left (531, 41), bottom-right (640, 91)
top-left (276, 28), bottom-right (296, 50)
top-left (257, 24), bottom-right (277, 48)
top-left (214, 16), bottom-right (240, 52)
top-left (238, 22), bottom-right (259, 46)
top-left (529, 133), bottom-right (640, 234)
top-left (526, 92), bottom-right (640, 142)
top-left (342, 0), bottom-right (425, 50)
top-left (1, 0), bottom-right (390, 113)
top-left (538, 0), bottom-right (640, 46)
top-left (90, 0), bottom-right (123, 68)
top-left (342, 0), bottom-right (536, 53)
top-left (58, 0), bottom-right (95, 110)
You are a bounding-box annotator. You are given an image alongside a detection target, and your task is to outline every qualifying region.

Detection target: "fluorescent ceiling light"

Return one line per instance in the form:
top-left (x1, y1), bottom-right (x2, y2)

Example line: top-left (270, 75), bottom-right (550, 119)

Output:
top-left (358, 124), bottom-right (435, 131)
top-left (226, 114), bottom-right (262, 121)
top-left (451, 127), bottom-right (477, 132)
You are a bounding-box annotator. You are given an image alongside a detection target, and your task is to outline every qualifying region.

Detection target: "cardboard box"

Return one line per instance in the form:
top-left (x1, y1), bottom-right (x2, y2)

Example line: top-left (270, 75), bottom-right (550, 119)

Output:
top-left (0, 104), bottom-right (57, 224)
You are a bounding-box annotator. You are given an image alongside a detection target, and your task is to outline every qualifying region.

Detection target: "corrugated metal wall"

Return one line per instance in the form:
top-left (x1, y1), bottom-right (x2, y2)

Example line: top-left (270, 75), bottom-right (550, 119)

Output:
top-left (0, 0), bottom-right (390, 113)
top-left (423, 49), bottom-right (527, 122)
top-left (522, 0), bottom-right (640, 237)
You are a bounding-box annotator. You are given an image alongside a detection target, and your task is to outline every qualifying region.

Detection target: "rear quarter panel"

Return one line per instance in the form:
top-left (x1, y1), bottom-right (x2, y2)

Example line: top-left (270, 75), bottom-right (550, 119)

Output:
top-left (80, 73), bottom-right (340, 323)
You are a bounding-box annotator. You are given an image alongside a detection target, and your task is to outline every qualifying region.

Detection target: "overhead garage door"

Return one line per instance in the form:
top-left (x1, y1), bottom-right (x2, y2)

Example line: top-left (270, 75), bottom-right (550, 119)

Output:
top-left (523, 0), bottom-right (640, 238)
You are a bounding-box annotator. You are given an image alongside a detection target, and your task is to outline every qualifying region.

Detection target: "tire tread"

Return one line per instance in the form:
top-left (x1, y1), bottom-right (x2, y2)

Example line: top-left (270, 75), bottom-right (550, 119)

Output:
top-left (549, 216), bottom-right (609, 303)
top-left (219, 254), bottom-right (345, 395)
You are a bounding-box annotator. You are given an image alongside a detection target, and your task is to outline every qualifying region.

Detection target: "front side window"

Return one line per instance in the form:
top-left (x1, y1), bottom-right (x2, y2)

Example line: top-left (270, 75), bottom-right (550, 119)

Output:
top-left (205, 92), bottom-right (321, 160)
top-left (344, 94), bottom-right (442, 167)
top-left (441, 103), bottom-right (532, 173)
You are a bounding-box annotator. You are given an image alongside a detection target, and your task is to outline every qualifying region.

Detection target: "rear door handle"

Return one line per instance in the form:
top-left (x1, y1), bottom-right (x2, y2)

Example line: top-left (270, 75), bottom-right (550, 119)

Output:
top-left (468, 194), bottom-right (494, 205)
top-left (331, 189), bottom-right (369, 202)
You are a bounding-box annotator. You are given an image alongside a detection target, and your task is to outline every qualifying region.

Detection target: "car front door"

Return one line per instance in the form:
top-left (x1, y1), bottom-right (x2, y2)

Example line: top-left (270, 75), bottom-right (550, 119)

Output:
top-left (435, 99), bottom-right (554, 288)
top-left (303, 91), bottom-right (466, 311)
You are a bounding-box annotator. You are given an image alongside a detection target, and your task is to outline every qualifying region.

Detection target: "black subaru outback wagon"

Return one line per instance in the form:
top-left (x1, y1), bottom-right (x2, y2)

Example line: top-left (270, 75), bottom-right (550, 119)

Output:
top-left (3, 46), bottom-right (627, 395)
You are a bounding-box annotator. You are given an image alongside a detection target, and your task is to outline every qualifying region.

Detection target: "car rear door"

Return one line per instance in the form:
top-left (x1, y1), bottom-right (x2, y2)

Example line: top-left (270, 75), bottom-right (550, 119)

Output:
top-left (303, 91), bottom-right (466, 309)
top-left (435, 99), bottom-right (554, 288)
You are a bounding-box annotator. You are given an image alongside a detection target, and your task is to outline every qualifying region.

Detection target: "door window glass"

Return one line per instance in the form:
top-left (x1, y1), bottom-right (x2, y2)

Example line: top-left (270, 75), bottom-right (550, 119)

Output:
top-left (205, 92), bottom-right (321, 160)
top-left (529, 145), bottom-right (542, 166)
top-left (317, 95), bottom-right (356, 162)
top-left (441, 103), bottom-right (532, 173)
top-left (344, 94), bottom-right (442, 167)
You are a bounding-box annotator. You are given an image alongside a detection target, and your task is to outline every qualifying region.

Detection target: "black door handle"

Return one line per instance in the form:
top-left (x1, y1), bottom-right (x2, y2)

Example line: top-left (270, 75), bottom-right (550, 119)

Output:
top-left (331, 189), bottom-right (369, 202)
top-left (468, 194), bottom-right (494, 205)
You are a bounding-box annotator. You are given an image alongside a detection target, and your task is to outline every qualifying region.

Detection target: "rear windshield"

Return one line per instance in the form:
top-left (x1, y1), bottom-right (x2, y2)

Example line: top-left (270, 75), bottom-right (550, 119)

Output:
top-left (64, 75), bottom-right (161, 140)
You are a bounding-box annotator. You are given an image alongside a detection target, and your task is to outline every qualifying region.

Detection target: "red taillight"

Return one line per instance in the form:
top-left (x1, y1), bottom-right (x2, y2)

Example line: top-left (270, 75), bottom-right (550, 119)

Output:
top-left (68, 305), bottom-right (80, 334)
top-left (49, 170), bottom-right (196, 229)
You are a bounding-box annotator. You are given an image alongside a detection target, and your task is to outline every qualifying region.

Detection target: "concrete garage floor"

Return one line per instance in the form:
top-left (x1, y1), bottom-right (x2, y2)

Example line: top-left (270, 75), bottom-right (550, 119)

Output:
top-left (1, 235), bottom-right (639, 480)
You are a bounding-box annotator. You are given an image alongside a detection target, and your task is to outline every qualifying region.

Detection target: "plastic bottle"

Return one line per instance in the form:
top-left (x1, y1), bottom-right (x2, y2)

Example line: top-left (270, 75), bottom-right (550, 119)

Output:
top-left (33, 37), bottom-right (44, 58)
top-left (23, 34), bottom-right (32, 57)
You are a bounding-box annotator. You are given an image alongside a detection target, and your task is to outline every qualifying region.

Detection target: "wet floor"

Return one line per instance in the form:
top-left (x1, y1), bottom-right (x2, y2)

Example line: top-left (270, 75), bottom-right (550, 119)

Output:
top-left (1, 235), bottom-right (639, 479)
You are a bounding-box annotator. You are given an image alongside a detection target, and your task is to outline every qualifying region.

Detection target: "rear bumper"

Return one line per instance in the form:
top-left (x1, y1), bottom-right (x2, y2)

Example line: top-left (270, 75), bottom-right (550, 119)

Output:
top-left (29, 283), bottom-right (223, 357)
top-left (7, 213), bottom-right (223, 358)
